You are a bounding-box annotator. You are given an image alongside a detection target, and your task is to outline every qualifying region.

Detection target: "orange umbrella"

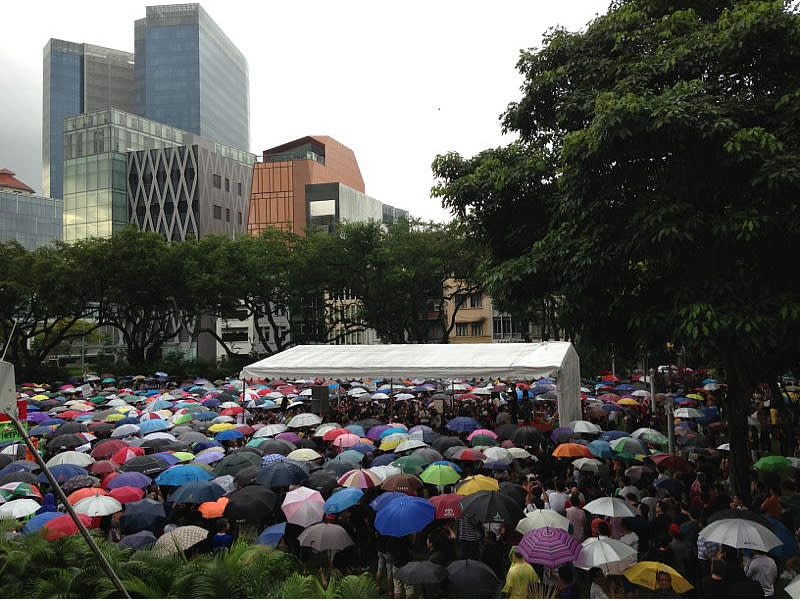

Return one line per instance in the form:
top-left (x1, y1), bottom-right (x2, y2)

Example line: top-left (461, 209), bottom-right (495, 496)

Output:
top-left (67, 487), bottom-right (108, 505)
top-left (552, 443), bottom-right (593, 458)
top-left (199, 496), bottom-right (229, 519)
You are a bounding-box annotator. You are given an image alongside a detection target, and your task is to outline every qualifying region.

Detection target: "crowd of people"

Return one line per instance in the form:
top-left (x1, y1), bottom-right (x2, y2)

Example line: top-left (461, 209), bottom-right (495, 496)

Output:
top-left (3, 369), bottom-right (798, 598)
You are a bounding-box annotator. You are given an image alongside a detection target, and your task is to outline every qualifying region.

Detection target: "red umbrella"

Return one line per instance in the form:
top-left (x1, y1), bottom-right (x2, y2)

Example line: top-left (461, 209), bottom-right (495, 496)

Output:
top-left (235, 425), bottom-right (255, 436)
top-left (221, 407), bottom-right (244, 416)
top-left (42, 514), bottom-right (92, 541)
top-left (323, 428), bottom-right (350, 442)
top-left (430, 493), bottom-right (464, 519)
top-left (111, 446), bottom-right (145, 465)
top-left (107, 486), bottom-right (145, 504)
top-left (91, 439), bottom-right (129, 460)
top-left (649, 454), bottom-right (692, 472)
top-left (88, 460), bottom-right (119, 477)
top-left (451, 448), bottom-right (486, 462)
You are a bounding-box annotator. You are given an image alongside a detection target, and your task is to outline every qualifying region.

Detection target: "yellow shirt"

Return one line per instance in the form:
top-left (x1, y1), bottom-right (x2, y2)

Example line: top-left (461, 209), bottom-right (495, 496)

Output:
top-left (503, 560), bottom-right (540, 598)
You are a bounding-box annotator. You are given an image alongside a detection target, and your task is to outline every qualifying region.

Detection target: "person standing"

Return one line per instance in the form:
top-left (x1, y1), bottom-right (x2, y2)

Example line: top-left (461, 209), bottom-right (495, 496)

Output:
top-left (745, 550), bottom-right (778, 597)
top-left (501, 546), bottom-right (540, 598)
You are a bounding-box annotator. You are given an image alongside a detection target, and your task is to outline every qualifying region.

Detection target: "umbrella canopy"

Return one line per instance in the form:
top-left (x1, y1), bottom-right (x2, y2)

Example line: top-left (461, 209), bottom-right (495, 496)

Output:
top-left (583, 497), bottom-right (635, 518)
top-left (392, 456), bottom-right (429, 475)
top-left (510, 426), bottom-right (545, 448)
top-left (45, 451), bottom-right (94, 468)
top-left (588, 440), bottom-right (614, 459)
top-left (446, 560), bottom-right (500, 599)
top-left (395, 561), bottom-right (448, 585)
top-left (553, 443), bottom-right (592, 458)
top-left (0, 498), bottom-right (40, 518)
top-left (22, 511), bottom-right (64, 534)
top-left (630, 428), bottom-right (668, 446)
top-left (298, 523), bottom-right (354, 552)
top-left (518, 527), bottom-right (582, 568)
top-left (429, 493), bottom-right (464, 519)
top-left (119, 530), bottom-right (157, 550)
top-left (255, 461), bottom-right (309, 489)
top-left (575, 536), bottom-right (639, 574)
top-left (698, 518), bottom-right (782, 552)
top-left (460, 491), bottom-right (523, 524)
top-left (120, 498), bottom-right (167, 534)
top-left (73, 494), bottom-right (123, 517)
top-left (446, 417), bottom-right (479, 433)
top-left (281, 486), bottom-right (324, 528)
top-left (337, 468), bottom-right (381, 489)
top-left (516, 509), bottom-right (571, 534)
top-left (168, 481), bottom-right (225, 504)
top-left (568, 420), bottom-right (601, 435)
top-left (224, 485), bottom-right (278, 522)
top-left (42, 513), bottom-right (93, 541)
top-left (324, 487), bottom-right (364, 514)
top-left (623, 561), bottom-right (693, 594)
top-left (375, 496), bottom-right (435, 536)
top-left (456, 475), bottom-right (499, 496)
top-left (108, 486), bottom-right (145, 504)
top-left (153, 526), bottom-right (208, 557)
top-left (753, 455), bottom-right (793, 472)
top-left (107, 472), bottom-right (152, 489)
top-left (380, 473), bottom-right (423, 493)
top-left (287, 413), bottom-right (322, 429)
top-left (199, 497), bottom-right (229, 519)
top-left (610, 437), bottom-right (648, 456)
top-left (155, 464), bottom-right (213, 486)
top-left (257, 522), bottom-right (287, 547)
top-left (119, 455), bottom-right (169, 476)
top-left (572, 458), bottom-right (603, 473)
top-left (308, 470), bottom-right (339, 496)
top-left (212, 452), bottom-right (262, 477)
top-left (420, 464), bottom-right (461, 486)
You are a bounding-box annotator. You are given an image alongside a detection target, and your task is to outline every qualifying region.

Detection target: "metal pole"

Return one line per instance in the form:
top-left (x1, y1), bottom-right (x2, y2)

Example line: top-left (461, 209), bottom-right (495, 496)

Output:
top-left (666, 394), bottom-right (675, 456)
top-left (8, 414), bottom-right (130, 598)
top-left (650, 368), bottom-right (657, 414)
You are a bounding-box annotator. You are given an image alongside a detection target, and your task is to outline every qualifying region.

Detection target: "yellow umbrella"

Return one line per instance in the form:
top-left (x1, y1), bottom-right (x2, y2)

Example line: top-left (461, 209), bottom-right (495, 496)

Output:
top-left (208, 423), bottom-right (235, 433)
top-left (686, 393), bottom-right (704, 401)
top-left (156, 409), bottom-right (173, 418)
top-left (172, 452), bottom-right (195, 462)
top-left (623, 562), bottom-right (693, 594)
top-left (456, 475), bottom-right (499, 496)
top-left (617, 398), bottom-right (640, 406)
top-left (31, 394), bottom-right (49, 401)
top-left (379, 438), bottom-right (404, 451)
top-left (287, 448), bottom-right (322, 461)
top-left (103, 414), bottom-right (126, 423)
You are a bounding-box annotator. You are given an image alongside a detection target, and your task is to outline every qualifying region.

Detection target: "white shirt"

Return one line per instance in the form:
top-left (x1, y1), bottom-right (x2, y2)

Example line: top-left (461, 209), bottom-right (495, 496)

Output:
top-left (590, 582), bottom-right (608, 599)
top-left (746, 554), bottom-right (777, 597)
top-left (548, 491), bottom-right (569, 515)
top-left (619, 531), bottom-right (639, 551)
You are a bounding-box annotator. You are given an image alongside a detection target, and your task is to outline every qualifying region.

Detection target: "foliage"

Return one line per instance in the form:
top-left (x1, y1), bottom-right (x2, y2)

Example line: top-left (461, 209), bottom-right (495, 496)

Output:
top-left (273, 571), bottom-right (379, 599)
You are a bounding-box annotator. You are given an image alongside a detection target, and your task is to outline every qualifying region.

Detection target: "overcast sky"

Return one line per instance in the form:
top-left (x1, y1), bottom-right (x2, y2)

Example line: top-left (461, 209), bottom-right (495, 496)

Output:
top-left (0, 1), bottom-right (608, 222)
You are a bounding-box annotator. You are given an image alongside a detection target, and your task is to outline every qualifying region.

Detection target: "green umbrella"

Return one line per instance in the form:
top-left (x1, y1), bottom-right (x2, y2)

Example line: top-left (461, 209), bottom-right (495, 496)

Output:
top-left (754, 455), bottom-right (792, 472)
top-left (631, 428), bottom-right (668, 446)
top-left (420, 464), bottom-right (461, 486)
top-left (392, 456), bottom-right (428, 475)
top-left (469, 435), bottom-right (499, 448)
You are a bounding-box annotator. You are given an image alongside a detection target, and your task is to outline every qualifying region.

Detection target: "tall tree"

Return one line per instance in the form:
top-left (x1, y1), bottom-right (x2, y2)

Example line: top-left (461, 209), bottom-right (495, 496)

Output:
top-left (433, 0), bottom-right (799, 502)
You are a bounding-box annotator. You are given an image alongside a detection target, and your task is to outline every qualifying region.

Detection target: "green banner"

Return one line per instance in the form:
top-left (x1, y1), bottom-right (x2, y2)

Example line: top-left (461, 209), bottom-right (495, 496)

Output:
top-left (0, 421), bottom-right (25, 442)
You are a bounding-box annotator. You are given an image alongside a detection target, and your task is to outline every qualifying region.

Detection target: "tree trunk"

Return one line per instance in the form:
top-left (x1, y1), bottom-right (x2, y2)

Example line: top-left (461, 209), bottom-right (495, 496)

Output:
top-left (725, 348), bottom-right (754, 506)
top-left (770, 379), bottom-right (793, 457)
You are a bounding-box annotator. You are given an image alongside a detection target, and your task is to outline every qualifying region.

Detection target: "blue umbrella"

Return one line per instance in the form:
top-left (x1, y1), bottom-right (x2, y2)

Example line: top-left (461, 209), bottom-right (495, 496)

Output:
top-left (431, 460), bottom-right (463, 473)
top-left (38, 464), bottom-right (87, 484)
top-left (371, 453), bottom-right (399, 467)
top-left (257, 522), bottom-right (287, 546)
top-left (215, 429), bottom-right (245, 442)
top-left (345, 424), bottom-right (366, 437)
top-left (600, 430), bottom-right (629, 442)
top-left (155, 464), bottom-right (213, 486)
top-left (379, 427), bottom-right (408, 439)
top-left (107, 471), bottom-right (153, 489)
top-left (261, 453), bottom-right (286, 467)
top-left (202, 399), bottom-right (221, 407)
top-left (587, 440), bottom-right (614, 459)
top-left (139, 419), bottom-right (170, 435)
top-left (615, 384), bottom-right (635, 392)
top-left (255, 461), bottom-right (309, 488)
top-left (153, 452), bottom-right (181, 466)
top-left (370, 492), bottom-right (406, 512)
top-left (168, 481), bottom-right (225, 504)
top-left (195, 411), bottom-right (219, 421)
top-left (23, 511), bottom-right (64, 534)
top-left (375, 496), bottom-right (435, 536)
top-left (767, 517), bottom-right (798, 560)
top-left (29, 425), bottom-right (56, 437)
top-left (446, 417), bottom-right (479, 433)
top-left (40, 419), bottom-right (65, 426)
top-left (148, 400), bottom-right (173, 411)
top-left (324, 488), bottom-right (364, 513)
top-left (115, 417), bottom-right (139, 426)
top-left (351, 443), bottom-right (376, 455)
top-left (601, 404), bottom-right (620, 413)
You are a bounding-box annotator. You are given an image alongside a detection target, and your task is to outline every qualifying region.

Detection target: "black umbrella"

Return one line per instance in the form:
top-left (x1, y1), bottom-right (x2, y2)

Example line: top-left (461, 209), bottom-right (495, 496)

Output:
top-left (308, 470), bottom-right (338, 496)
top-left (499, 482), bottom-right (527, 507)
top-left (87, 422), bottom-right (115, 434)
top-left (46, 434), bottom-right (86, 452)
top-left (231, 446), bottom-right (264, 457)
top-left (52, 422), bottom-right (88, 437)
top-left (213, 452), bottom-right (263, 477)
top-left (0, 471), bottom-right (38, 485)
top-left (139, 438), bottom-right (178, 451)
top-left (120, 455), bottom-right (170, 475)
top-left (214, 391), bottom-right (235, 402)
top-left (257, 439), bottom-right (296, 456)
top-left (234, 465), bottom-right (262, 488)
top-left (446, 559), bottom-right (500, 598)
top-left (255, 461), bottom-right (309, 489)
top-left (120, 498), bottom-right (167, 535)
top-left (294, 438), bottom-right (318, 450)
top-left (433, 437), bottom-right (463, 454)
top-left (168, 481), bottom-right (226, 504)
top-left (322, 456), bottom-right (359, 477)
top-left (510, 426), bottom-right (545, 448)
top-left (62, 474), bottom-right (101, 493)
top-left (223, 485), bottom-right (278, 522)
top-left (395, 560), bottom-right (448, 585)
top-left (460, 491), bottom-right (524, 524)
top-left (0, 456), bottom-right (13, 470)
top-left (119, 530), bottom-right (157, 550)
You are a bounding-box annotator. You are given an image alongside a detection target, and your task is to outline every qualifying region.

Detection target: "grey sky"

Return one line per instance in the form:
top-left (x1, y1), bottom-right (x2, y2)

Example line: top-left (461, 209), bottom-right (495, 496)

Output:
top-left (0, 0), bottom-right (608, 222)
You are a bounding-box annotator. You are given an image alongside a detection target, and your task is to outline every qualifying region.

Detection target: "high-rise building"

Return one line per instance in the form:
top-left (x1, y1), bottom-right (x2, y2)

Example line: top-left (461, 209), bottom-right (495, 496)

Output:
top-left (135, 4), bottom-right (249, 151)
top-left (0, 169), bottom-right (63, 250)
top-left (43, 40), bottom-right (135, 199)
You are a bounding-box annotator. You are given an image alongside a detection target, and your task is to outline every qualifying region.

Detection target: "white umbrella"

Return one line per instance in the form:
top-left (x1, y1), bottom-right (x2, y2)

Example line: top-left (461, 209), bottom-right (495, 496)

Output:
top-left (288, 449), bottom-right (323, 462)
top-left (569, 420), bottom-right (601, 435)
top-left (583, 497), bottom-right (635, 518)
top-left (371, 393), bottom-right (390, 400)
top-left (348, 388), bottom-right (368, 397)
top-left (299, 389), bottom-right (313, 397)
top-left (287, 413), bottom-right (323, 429)
top-left (483, 447), bottom-right (513, 463)
top-left (212, 475), bottom-right (235, 494)
top-left (298, 522), bottom-right (354, 552)
top-left (572, 458), bottom-right (603, 473)
top-left (785, 577), bottom-right (799, 599)
top-left (142, 432), bottom-right (177, 441)
top-left (507, 447), bottom-right (534, 460)
top-left (517, 509), bottom-right (570, 534)
top-left (281, 486), bottom-right (325, 528)
top-left (211, 416), bottom-right (235, 424)
top-left (313, 423), bottom-right (342, 438)
top-left (674, 407), bottom-right (704, 419)
top-left (395, 439), bottom-right (428, 453)
top-left (255, 424), bottom-right (287, 438)
top-left (369, 465), bottom-right (402, 482)
top-left (394, 393), bottom-right (415, 401)
top-left (73, 494), bottom-right (123, 517)
top-left (575, 536), bottom-right (638, 574)
top-left (263, 392), bottom-right (285, 399)
top-left (287, 401), bottom-right (306, 410)
top-left (699, 518), bottom-right (782, 552)
top-left (631, 390), bottom-right (651, 398)
top-left (717, 443), bottom-right (730, 451)
top-left (0, 498), bottom-right (40, 519)
top-left (46, 451), bottom-right (94, 468)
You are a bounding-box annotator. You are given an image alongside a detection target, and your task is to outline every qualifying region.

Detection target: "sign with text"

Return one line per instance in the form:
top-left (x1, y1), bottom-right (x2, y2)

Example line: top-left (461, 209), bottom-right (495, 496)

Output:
top-left (0, 421), bottom-right (25, 442)
top-left (0, 361), bottom-right (16, 417)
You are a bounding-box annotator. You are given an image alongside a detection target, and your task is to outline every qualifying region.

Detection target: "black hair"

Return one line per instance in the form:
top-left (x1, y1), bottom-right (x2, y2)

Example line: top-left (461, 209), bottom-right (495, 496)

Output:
top-left (558, 565), bottom-right (574, 584)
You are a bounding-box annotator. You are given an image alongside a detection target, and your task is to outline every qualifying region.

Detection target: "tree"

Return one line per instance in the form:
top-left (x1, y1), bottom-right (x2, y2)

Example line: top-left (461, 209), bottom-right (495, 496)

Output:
top-left (433, 0), bottom-right (799, 502)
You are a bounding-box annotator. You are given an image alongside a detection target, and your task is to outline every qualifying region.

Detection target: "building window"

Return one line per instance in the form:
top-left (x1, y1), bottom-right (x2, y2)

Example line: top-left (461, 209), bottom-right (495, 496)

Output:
top-left (455, 323), bottom-right (468, 337)
top-left (225, 178), bottom-right (230, 192)
top-left (237, 211), bottom-right (242, 225)
top-left (237, 182), bottom-right (242, 196)
top-left (213, 174), bottom-right (221, 189)
top-left (225, 208), bottom-right (231, 222)
top-left (471, 322), bottom-right (484, 337)
top-left (470, 293), bottom-right (482, 308)
top-left (213, 205), bottom-right (222, 219)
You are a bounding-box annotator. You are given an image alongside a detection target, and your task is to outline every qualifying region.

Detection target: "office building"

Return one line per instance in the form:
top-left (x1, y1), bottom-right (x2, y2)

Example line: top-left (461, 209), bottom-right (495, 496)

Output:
top-left (306, 182), bottom-right (408, 234)
top-left (43, 40), bottom-right (135, 200)
top-left (135, 4), bottom-right (249, 151)
top-left (0, 170), bottom-right (63, 250)
top-left (62, 108), bottom-right (254, 243)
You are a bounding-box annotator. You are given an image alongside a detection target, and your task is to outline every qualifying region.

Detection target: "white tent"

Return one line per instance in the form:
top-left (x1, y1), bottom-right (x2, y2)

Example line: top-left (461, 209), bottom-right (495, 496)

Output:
top-left (240, 342), bottom-right (581, 425)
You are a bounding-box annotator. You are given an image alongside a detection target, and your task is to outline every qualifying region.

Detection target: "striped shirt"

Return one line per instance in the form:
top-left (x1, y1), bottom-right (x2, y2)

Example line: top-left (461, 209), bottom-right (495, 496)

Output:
top-left (457, 516), bottom-right (483, 541)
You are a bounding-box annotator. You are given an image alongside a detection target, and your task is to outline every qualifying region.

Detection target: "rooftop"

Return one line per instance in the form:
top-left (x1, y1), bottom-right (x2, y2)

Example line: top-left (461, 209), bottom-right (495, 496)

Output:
top-left (0, 169), bottom-right (34, 194)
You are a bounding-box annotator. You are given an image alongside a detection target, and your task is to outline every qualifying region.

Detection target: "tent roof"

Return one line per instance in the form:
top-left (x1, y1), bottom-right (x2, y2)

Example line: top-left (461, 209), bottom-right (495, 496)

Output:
top-left (240, 341), bottom-right (576, 381)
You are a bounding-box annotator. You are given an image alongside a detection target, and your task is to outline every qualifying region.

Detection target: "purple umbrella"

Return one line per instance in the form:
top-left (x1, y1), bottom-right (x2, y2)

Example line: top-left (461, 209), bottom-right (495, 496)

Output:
top-left (550, 427), bottom-right (573, 445)
top-left (154, 452), bottom-right (181, 466)
top-left (367, 425), bottom-right (390, 441)
top-left (276, 432), bottom-right (301, 444)
top-left (193, 450), bottom-right (225, 464)
top-left (409, 425), bottom-right (432, 434)
top-left (27, 412), bottom-right (50, 424)
top-left (107, 472), bottom-right (153, 489)
top-left (518, 527), bottom-right (581, 568)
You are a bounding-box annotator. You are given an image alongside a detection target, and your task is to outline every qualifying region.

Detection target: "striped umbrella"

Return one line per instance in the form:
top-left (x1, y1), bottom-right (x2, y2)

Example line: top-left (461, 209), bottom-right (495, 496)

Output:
top-left (337, 469), bottom-right (381, 489)
top-left (518, 527), bottom-right (581, 568)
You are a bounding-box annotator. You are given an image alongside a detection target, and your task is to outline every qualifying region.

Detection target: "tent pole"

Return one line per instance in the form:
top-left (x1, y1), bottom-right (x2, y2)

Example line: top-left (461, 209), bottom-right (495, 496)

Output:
top-left (8, 414), bottom-right (130, 598)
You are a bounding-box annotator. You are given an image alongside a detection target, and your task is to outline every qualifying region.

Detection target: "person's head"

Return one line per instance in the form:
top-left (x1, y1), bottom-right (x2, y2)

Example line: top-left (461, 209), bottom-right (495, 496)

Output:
top-left (509, 546), bottom-right (524, 563)
top-left (216, 518), bottom-right (229, 534)
top-left (557, 565), bottom-right (574, 586)
top-left (589, 567), bottom-right (604, 583)
top-left (711, 559), bottom-right (726, 579)
top-left (598, 521), bottom-right (610, 537)
top-left (626, 492), bottom-right (638, 505)
top-left (570, 493), bottom-right (581, 508)
top-left (656, 571), bottom-right (672, 591)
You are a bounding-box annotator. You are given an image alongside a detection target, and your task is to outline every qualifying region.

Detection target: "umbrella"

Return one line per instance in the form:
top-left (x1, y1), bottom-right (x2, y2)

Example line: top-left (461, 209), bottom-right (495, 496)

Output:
top-left (0, 481), bottom-right (42, 501)
top-left (494, 423), bottom-right (519, 441)
top-left (569, 420), bottom-right (602, 435)
top-left (212, 452), bottom-right (262, 477)
top-left (108, 486), bottom-right (145, 504)
top-left (392, 456), bottom-right (429, 475)
top-left (0, 498), bottom-right (40, 518)
top-left (281, 486), bottom-right (324, 527)
top-left (553, 443), bottom-right (592, 458)
top-left (73, 494), bottom-right (123, 517)
top-left (61, 474), bottom-right (100, 492)
top-left (785, 577), bottom-right (800, 599)
top-left (22, 511), bottom-right (64, 534)
top-left (698, 518), bottom-right (782, 552)
top-left (255, 461), bottom-right (309, 488)
top-left (587, 440), bottom-right (614, 459)
top-left (168, 481), bottom-right (225, 504)
top-left (510, 426), bottom-right (545, 448)
top-left (88, 460), bottom-right (119, 477)
top-left (308, 470), bottom-right (338, 496)
top-left (224, 485), bottom-right (278, 522)
top-left (460, 491), bottom-right (523, 524)
top-left (337, 468), bottom-right (381, 489)
top-left (623, 561), bottom-right (693, 594)
top-left (655, 478), bottom-right (684, 498)
top-left (753, 455), bottom-right (793, 472)
top-left (420, 464), bottom-right (461, 486)
top-left (90, 439), bottom-right (129, 459)
top-left (119, 530), bottom-right (157, 550)
top-left (583, 497), bottom-right (635, 518)
top-left (395, 560), bottom-right (448, 585)
top-left (369, 491), bottom-right (406, 513)
top-left (42, 513), bottom-right (93, 541)
top-left (375, 496), bottom-right (435, 536)
top-left (287, 449), bottom-right (322, 462)
top-left (120, 498), bottom-right (167, 534)
top-left (119, 455), bottom-right (169, 476)
top-left (395, 439), bottom-right (428, 453)
top-left (38, 464), bottom-right (88, 485)
top-left (298, 523), bottom-right (354, 552)
top-left (429, 493), bottom-right (464, 519)
top-left (324, 487), bottom-right (364, 513)
top-left (446, 417), bottom-right (479, 433)
top-left (498, 482), bottom-right (527, 507)
top-left (46, 451), bottom-right (94, 468)
top-left (648, 453), bottom-right (691, 472)
top-left (287, 413), bottom-right (322, 429)
top-left (766, 516), bottom-right (799, 561)
top-left (446, 559), bottom-right (500, 599)
top-left (456, 475), bottom-right (500, 496)
top-left (153, 525), bottom-right (208, 557)
top-left (573, 458), bottom-right (603, 473)
top-left (256, 439), bottom-right (295, 457)
top-left (550, 427), bottom-right (574, 445)
top-left (107, 472), bottom-right (152, 489)
top-left (381, 473), bottom-right (423, 493)
top-left (575, 536), bottom-right (639, 574)
top-left (630, 428), bottom-right (668, 446)
top-left (199, 497), bottom-right (229, 519)
top-left (518, 527), bottom-right (582, 568)
top-left (155, 464), bottom-right (214, 486)
top-left (516, 509), bottom-right (571, 534)
top-left (257, 522), bottom-right (287, 547)
top-left (610, 437), bottom-right (648, 456)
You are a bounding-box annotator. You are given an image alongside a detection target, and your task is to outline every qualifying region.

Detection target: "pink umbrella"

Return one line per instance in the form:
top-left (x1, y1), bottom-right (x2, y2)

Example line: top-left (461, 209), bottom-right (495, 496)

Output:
top-left (333, 433), bottom-right (361, 449)
top-left (281, 486), bottom-right (325, 527)
top-left (467, 429), bottom-right (498, 441)
top-left (337, 469), bottom-right (381, 489)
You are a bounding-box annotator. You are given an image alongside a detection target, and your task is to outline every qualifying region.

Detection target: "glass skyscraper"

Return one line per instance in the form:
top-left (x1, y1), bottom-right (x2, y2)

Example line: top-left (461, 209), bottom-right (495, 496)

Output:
top-left (42, 40), bottom-right (135, 200)
top-left (135, 4), bottom-right (249, 152)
